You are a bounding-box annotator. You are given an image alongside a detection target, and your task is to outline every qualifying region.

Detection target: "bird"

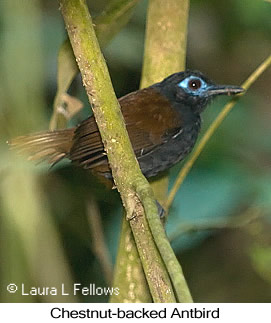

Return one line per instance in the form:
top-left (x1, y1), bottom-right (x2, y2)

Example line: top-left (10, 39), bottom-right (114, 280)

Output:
top-left (9, 70), bottom-right (244, 180)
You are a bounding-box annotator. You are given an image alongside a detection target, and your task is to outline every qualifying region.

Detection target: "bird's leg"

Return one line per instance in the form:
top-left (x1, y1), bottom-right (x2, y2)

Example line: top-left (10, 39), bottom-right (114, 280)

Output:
top-left (156, 200), bottom-right (166, 219)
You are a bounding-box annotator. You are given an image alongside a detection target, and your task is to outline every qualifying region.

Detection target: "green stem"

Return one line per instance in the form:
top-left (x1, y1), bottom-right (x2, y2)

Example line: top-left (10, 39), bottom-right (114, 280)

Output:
top-left (110, 217), bottom-right (151, 302)
top-left (140, 0), bottom-right (193, 303)
top-left (141, 0), bottom-right (189, 87)
top-left (59, 0), bottom-right (175, 303)
top-left (165, 53), bottom-right (271, 212)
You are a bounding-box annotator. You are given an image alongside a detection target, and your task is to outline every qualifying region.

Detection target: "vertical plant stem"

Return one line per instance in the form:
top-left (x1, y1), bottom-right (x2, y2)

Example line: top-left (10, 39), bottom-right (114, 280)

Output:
top-left (59, 0), bottom-right (175, 303)
top-left (141, 0), bottom-right (189, 87)
top-left (111, 217), bottom-right (151, 302)
top-left (140, 0), bottom-right (193, 303)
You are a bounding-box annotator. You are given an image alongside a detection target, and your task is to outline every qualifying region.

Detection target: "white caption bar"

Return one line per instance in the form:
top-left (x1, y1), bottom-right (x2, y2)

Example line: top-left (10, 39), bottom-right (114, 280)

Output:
top-left (0, 303), bottom-right (270, 322)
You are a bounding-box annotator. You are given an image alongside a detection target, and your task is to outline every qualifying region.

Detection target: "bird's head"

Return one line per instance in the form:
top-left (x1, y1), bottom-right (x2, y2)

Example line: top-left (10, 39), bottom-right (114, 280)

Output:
top-left (155, 70), bottom-right (244, 114)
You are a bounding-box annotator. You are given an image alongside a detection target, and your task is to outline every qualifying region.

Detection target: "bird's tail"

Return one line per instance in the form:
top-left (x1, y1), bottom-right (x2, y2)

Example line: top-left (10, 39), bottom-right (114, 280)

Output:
top-left (8, 128), bottom-right (75, 166)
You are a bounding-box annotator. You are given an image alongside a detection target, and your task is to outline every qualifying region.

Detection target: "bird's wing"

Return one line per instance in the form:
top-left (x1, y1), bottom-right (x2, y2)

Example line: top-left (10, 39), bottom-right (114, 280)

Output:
top-left (121, 88), bottom-right (183, 155)
top-left (69, 87), bottom-right (182, 174)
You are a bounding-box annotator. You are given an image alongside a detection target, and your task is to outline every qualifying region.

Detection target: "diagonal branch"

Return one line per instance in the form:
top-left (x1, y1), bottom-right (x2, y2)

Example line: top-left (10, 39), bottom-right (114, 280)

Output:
top-left (165, 54), bottom-right (271, 212)
top-left (59, 0), bottom-right (175, 303)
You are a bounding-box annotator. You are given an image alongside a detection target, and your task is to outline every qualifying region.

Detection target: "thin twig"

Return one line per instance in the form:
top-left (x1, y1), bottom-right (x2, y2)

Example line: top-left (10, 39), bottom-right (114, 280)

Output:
top-left (169, 207), bottom-right (263, 242)
top-left (86, 198), bottom-right (113, 285)
top-left (165, 54), bottom-right (271, 212)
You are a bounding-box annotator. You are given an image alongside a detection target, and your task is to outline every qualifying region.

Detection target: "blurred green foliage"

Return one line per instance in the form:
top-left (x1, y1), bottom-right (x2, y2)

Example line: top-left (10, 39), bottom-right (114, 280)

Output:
top-left (0, 0), bottom-right (271, 302)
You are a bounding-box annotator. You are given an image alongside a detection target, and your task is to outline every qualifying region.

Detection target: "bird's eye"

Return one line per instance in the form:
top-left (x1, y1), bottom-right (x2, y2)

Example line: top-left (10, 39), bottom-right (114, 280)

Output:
top-left (177, 76), bottom-right (207, 95)
top-left (188, 78), bottom-right (202, 91)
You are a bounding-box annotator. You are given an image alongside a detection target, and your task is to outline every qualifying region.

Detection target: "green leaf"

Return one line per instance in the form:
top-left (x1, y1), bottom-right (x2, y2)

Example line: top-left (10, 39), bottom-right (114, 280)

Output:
top-left (49, 40), bottom-right (80, 130)
top-left (50, 0), bottom-right (141, 130)
top-left (250, 245), bottom-right (271, 284)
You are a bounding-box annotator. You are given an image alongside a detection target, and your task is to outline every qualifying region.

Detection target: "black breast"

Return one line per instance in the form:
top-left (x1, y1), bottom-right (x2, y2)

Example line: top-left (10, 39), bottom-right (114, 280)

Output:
top-left (136, 115), bottom-right (201, 178)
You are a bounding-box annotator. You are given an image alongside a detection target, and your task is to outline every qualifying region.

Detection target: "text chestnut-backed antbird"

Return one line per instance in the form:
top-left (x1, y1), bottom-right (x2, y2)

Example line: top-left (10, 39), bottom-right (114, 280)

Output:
top-left (10, 70), bottom-right (244, 179)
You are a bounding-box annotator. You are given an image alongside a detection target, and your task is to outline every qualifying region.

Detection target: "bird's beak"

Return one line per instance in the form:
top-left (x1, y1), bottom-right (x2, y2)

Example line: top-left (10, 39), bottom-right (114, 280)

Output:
top-left (207, 85), bottom-right (245, 96)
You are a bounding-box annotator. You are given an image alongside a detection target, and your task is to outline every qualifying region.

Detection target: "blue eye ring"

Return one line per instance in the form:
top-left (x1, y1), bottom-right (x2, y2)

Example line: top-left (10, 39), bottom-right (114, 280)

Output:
top-left (178, 76), bottom-right (208, 95)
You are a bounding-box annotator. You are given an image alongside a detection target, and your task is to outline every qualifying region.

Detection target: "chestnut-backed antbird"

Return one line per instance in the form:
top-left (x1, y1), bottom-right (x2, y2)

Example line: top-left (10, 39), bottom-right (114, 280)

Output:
top-left (10, 70), bottom-right (244, 179)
